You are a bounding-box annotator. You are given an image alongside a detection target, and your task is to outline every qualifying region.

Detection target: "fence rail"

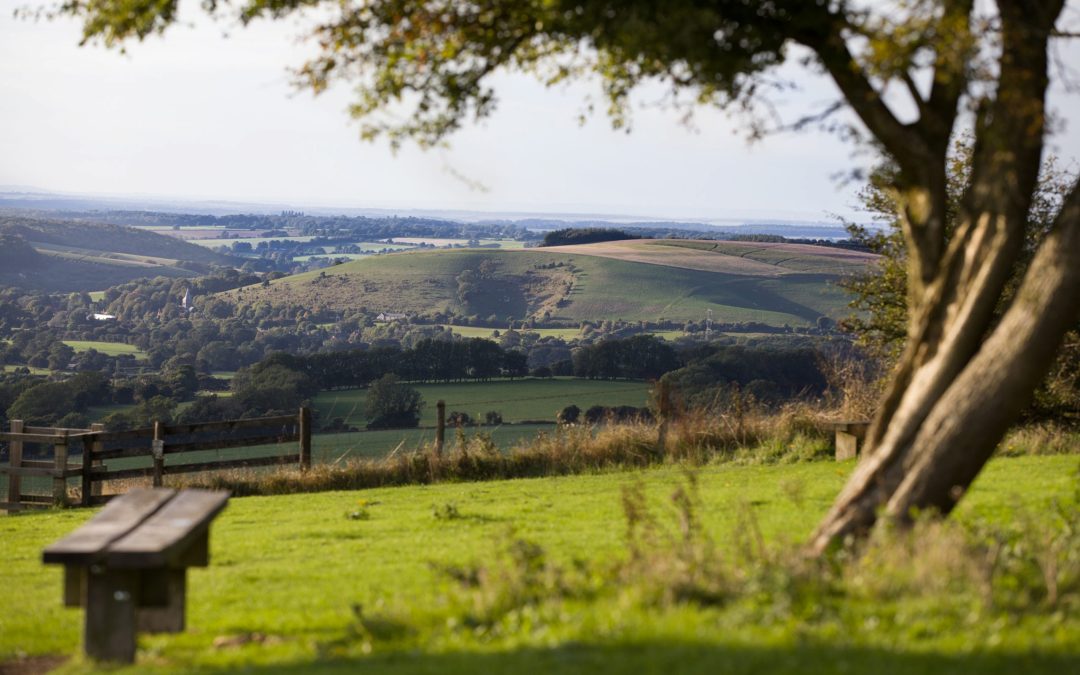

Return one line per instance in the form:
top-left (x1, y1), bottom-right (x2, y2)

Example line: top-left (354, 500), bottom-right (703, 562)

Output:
top-left (0, 407), bottom-right (311, 512)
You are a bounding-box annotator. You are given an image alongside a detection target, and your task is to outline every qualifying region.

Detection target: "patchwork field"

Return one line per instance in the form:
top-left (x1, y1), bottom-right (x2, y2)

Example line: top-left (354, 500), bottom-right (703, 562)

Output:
top-left (2, 456), bottom-right (1076, 673)
top-left (227, 240), bottom-right (870, 327)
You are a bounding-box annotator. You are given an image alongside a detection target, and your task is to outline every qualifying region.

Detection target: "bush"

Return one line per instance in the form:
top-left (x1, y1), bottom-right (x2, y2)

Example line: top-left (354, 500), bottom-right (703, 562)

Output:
top-left (365, 374), bottom-right (424, 429)
top-left (448, 411), bottom-right (474, 427)
top-left (484, 410), bottom-right (503, 425)
top-left (557, 404), bottom-right (581, 425)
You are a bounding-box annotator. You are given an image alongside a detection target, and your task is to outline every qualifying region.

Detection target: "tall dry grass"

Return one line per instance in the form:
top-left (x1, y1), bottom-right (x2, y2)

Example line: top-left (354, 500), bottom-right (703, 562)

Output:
top-left (172, 405), bottom-right (836, 497)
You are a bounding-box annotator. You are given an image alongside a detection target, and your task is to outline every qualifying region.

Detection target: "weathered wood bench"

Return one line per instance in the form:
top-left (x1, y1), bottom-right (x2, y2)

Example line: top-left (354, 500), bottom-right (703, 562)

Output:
top-left (827, 420), bottom-right (872, 460)
top-left (42, 488), bottom-right (230, 663)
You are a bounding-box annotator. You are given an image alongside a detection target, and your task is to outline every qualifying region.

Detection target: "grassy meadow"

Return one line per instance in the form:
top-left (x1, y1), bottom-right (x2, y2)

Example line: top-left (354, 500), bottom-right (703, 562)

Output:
top-left (1, 455), bottom-right (1077, 673)
top-left (226, 243), bottom-right (861, 327)
top-left (314, 378), bottom-right (652, 428)
top-left (62, 341), bottom-right (146, 358)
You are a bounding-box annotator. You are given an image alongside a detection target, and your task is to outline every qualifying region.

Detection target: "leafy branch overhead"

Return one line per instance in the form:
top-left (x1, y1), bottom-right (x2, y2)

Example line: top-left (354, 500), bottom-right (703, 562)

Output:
top-left (57, 0), bottom-right (897, 148)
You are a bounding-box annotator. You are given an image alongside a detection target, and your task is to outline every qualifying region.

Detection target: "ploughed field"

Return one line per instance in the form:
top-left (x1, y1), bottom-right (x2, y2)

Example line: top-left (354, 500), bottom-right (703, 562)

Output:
top-left (225, 240), bottom-right (873, 326)
top-left (2, 456), bottom-right (1077, 673)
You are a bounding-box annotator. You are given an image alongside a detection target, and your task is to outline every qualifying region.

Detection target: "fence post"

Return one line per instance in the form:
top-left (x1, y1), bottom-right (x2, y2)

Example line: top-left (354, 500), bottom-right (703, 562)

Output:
top-left (53, 430), bottom-right (69, 507)
top-left (299, 407), bottom-right (311, 470)
top-left (8, 420), bottom-right (23, 507)
top-left (435, 400), bottom-right (446, 457)
top-left (81, 431), bottom-right (93, 507)
top-left (89, 423), bottom-right (104, 500)
top-left (152, 421), bottom-right (164, 488)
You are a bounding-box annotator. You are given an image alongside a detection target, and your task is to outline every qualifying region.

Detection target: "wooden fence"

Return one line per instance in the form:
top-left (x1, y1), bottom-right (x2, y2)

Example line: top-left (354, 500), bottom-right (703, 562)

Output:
top-left (0, 407), bottom-right (311, 512)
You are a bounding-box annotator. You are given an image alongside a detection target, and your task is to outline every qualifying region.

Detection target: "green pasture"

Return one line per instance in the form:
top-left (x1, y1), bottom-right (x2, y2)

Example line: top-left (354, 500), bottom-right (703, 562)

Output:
top-left (1, 455), bottom-right (1077, 673)
top-left (230, 248), bottom-right (854, 327)
top-left (314, 378), bottom-right (652, 428)
top-left (62, 341), bottom-right (146, 358)
top-left (310, 424), bottom-right (555, 461)
top-left (2, 365), bottom-right (51, 375)
top-left (438, 324), bottom-right (584, 339)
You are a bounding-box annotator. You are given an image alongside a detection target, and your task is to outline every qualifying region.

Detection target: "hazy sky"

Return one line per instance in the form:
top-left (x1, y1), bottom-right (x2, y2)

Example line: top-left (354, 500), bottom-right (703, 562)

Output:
top-left (2, 3), bottom-right (1079, 221)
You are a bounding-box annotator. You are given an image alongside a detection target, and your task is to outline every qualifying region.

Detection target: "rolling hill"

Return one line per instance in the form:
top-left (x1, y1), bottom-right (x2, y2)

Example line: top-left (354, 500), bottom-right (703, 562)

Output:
top-left (226, 239), bottom-right (875, 327)
top-left (0, 217), bottom-right (236, 291)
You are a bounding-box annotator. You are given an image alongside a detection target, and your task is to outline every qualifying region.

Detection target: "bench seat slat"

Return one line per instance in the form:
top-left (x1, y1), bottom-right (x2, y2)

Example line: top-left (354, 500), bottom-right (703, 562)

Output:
top-left (106, 490), bottom-right (230, 569)
top-left (42, 489), bottom-right (177, 565)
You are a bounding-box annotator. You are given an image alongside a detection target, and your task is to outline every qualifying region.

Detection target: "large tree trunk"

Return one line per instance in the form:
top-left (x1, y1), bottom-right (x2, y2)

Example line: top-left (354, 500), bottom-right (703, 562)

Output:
top-left (810, 181), bottom-right (1080, 554)
top-left (807, 0), bottom-right (1073, 554)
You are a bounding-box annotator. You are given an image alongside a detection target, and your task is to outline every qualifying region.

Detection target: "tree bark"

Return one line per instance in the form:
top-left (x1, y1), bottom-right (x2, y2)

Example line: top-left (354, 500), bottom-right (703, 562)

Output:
top-left (808, 1), bottom-right (1070, 554)
top-left (811, 181), bottom-right (1080, 552)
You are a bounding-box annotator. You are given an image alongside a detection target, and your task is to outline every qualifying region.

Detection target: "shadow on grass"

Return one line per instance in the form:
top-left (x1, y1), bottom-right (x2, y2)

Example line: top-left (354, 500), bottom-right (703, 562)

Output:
top-left (201, 641), bottom-right (1080, 675)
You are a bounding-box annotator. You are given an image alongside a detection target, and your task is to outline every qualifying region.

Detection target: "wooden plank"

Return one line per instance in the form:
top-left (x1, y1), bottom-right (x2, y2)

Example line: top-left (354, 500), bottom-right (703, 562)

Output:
top-left (0, 432), bottom-right (75, 444)
top-left (94, 445), bottom-right (153, 461)
top-left (90, 427), bottom-right (156, 443)
top-left (0, 465), bottom-right (71, 478)
top-left (106, 490), bottom-right (230, 569)
top-left (162, 454), bottom-right (300, 476)
top-left (20, 494), bottom-right (56, 504)
top-left (22, 459), bottom-right (71, 470)
top-left (7, 420), bottom-right (22, 504)
top-left (162, 415), bottom-right (297, 436)
top-left (25, 426), bottom-right (91, 434)
top-left (42, 488), bottom-right (177, 565)
top-left (162, 434), bottom-right (296, 454)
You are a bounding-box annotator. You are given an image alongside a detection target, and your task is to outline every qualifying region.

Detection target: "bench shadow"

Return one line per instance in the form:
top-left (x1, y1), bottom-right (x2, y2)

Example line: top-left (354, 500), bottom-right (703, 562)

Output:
top-left (196, 640), bottom-right (1080, 675)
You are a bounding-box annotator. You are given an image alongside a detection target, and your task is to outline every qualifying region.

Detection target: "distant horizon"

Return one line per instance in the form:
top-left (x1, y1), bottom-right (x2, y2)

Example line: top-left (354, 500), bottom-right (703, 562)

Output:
top-left (0, 184), bottom-right (863, 228)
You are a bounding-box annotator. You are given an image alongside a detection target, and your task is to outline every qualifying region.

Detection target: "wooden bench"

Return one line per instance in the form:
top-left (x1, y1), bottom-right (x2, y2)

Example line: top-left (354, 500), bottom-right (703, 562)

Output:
top-left (828, 420), bottom-right (872, 460)
top-left (42, 488), bottom-right (230, 663)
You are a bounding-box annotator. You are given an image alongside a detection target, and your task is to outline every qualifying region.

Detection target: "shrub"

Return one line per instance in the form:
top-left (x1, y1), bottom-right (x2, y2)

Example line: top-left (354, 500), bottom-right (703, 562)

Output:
top-left (365, 374), bottom-right (424, 429)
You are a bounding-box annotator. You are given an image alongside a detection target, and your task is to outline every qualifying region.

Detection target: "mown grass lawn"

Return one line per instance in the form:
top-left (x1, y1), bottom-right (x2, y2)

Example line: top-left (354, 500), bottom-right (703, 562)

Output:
top-left (2, 455), bottom-right (1078, 674)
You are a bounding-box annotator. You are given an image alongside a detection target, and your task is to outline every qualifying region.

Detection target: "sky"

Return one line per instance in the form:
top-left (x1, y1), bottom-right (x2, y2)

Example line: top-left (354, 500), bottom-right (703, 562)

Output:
top-left (1, 2), bottom-right (1079, 223)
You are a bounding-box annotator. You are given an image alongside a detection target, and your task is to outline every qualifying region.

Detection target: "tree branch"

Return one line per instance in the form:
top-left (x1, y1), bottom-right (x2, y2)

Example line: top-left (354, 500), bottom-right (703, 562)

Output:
top-left (807, 27), bottom-right (933, 174)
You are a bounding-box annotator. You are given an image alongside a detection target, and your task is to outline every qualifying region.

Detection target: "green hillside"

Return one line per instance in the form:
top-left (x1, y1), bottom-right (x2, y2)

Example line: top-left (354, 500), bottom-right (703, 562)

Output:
top-left (0, 217), bottom-right (235, 291)
top-left (226, 240), bottom-right (869, 326)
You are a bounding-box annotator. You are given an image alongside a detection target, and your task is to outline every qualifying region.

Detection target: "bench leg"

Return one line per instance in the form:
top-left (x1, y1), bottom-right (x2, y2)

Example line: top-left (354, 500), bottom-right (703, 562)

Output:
top-left (137, 569), bottom-right (187, 633)
top-left (84, 567), bottom-right (138, 663)
top-left (64, 566), bottom-right (85, 608)
top-left (835, 431), bottom-right (859, 461)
